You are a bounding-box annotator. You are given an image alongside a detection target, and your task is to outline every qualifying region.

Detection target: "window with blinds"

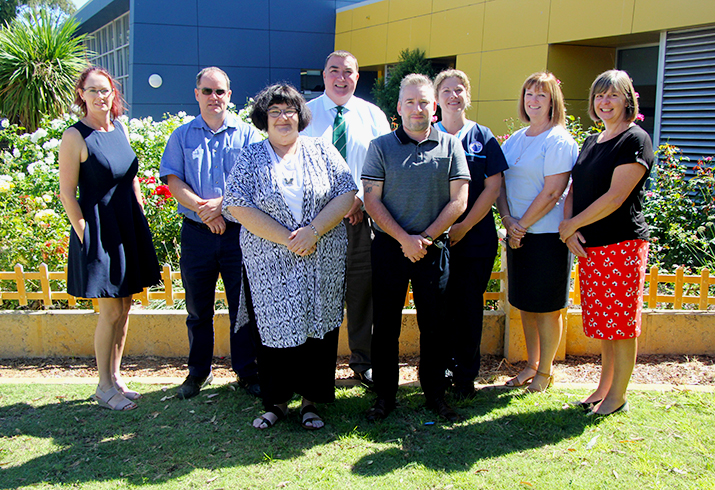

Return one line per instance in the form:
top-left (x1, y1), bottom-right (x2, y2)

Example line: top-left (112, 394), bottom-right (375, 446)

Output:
top-left (657, 25), bottom-right (715, 175)
top-left (84, 13), bottom-right (130, 96)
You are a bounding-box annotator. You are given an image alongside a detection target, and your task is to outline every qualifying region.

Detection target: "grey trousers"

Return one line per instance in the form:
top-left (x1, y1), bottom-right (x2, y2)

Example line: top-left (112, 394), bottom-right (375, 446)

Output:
top-left (344, 214), bottom-right (374, 373)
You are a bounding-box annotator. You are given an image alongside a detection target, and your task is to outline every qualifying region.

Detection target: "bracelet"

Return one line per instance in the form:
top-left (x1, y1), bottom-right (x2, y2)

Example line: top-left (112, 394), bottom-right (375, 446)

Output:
top-left (309, 223), bottom-right (320, 237)
top-left (420, 232), bottom-right (434, 242)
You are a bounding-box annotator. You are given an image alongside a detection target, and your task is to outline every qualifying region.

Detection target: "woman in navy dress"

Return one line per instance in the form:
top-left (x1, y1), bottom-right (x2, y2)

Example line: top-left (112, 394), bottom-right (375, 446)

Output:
top-left (59, 67), bottom-right (161, 411)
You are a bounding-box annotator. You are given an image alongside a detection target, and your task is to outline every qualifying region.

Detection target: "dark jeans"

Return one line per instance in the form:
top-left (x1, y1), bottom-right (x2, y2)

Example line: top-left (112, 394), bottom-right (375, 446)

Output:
top-left (446, 252), bottom-right (496, 386)
top-left (371, 232), bottom-right (451, 403)
top-left (344, 215), bottom-right (373, 374)
top-left (180, 219), bottom-right (258, 379)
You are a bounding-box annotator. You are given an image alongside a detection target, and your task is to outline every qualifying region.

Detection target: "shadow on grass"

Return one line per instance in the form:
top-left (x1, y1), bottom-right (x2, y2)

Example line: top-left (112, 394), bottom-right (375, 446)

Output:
top-left (0, 383), bottom-right (591, 487)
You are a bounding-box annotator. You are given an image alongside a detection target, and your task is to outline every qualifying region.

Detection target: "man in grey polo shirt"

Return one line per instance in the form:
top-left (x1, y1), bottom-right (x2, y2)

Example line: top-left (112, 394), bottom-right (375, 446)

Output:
top-left (361, 74), bottom-right (470, 422)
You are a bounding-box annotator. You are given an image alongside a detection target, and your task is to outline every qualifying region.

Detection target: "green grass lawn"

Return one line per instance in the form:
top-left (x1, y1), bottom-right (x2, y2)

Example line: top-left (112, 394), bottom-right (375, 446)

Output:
top-left (1, 382), bottom-right (713, 489)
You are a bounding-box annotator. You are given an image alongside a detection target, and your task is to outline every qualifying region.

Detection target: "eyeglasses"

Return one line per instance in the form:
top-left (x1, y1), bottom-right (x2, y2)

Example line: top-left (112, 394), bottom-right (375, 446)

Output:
top-left (83, 88), bottom-right (113, 97)
top-left (199, 88), bottom-right (227, 96)
top-left (267, 108), bottom-right (298, 118)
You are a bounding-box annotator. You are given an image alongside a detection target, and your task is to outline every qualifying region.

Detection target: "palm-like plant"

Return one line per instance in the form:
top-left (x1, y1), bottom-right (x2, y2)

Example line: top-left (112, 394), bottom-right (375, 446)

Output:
top-left (0, 9), bottom-right (87, 132)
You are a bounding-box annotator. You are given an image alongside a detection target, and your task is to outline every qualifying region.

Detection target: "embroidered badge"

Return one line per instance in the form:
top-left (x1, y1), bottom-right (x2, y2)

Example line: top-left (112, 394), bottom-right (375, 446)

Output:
top-left (469, 141), bottom-right (483, 153)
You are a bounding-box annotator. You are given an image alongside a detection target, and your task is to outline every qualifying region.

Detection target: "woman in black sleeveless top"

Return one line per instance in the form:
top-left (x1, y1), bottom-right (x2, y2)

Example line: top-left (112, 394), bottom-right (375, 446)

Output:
top-left (59, 67), bottom-right (160, 411)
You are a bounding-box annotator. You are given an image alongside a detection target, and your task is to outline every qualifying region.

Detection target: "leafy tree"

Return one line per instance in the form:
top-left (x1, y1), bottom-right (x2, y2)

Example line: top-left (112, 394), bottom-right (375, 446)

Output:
top-left (1, 0), bottom-right (75, 26)
top-left (0, 9), bottom-right (87, 132)
top-left (372, 48), bottom-right (435, 122)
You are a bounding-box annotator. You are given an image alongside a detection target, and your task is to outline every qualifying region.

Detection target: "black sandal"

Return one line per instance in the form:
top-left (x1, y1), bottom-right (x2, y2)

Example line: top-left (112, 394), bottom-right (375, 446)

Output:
top-left (253, 405), bottom-right (286, 430)
top-left (300, 404), bottom-right (324, 430)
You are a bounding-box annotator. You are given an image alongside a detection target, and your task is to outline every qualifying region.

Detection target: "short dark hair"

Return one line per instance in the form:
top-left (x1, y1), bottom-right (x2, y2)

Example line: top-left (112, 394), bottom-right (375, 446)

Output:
top-left (196, 67), bottom-right (231, 90)
top-left (250, 83), bottom-right (311, 132)
top-left (324, 50), bottom-right (359, 71)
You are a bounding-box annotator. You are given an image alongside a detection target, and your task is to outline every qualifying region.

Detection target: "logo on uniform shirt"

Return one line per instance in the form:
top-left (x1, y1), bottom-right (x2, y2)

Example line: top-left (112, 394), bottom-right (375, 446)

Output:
top-left (469, 141), bottom-right (483, 154)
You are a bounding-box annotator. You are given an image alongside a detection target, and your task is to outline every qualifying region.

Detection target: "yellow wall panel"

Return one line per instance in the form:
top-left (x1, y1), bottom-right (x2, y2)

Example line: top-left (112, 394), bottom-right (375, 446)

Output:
top-left (386, 15), bottom-right (432, 63)
top-left (633, 0), bottom-right (715, 32)
top-left (387, 0), bottom-right (433, 22)
top-left (475, 100), bottom-right (524, 135)
top-left (335, 9), bottom-right (352, 34)
top-left (549, 0), bottom-right (635, 43)
top-left (334, 31), bottom-right (352, 53)
top-left (433, 0), bottom-right (487, 14)
top-left (351, 25), bottom-right (389, 67)
top-left (547, 44), bottom-right (616, 100)
top-left (478, 45), bottom-right (549, 100)
top-left (482, 0), bottom-right (550, 51)
top-left (351, 1), bottom-right (390, 30)
top-left (454, 52), bottom-right (483, 110)
top-left (430, 4), bottom-right (485, 58)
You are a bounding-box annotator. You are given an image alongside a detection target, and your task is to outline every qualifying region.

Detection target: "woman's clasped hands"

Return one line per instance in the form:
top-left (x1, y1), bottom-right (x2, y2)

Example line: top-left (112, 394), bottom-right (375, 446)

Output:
top-left (287, 225), bottom-right (318, 257)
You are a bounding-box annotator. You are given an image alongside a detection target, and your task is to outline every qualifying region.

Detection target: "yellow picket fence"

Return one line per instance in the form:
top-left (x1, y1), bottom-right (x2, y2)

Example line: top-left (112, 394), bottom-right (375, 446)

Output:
top-left (1, 263), bottom-right (712, 311)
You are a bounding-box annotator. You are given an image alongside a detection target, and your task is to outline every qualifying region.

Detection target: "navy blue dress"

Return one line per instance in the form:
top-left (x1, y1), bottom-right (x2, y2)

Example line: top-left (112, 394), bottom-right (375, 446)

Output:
top-left (66, 120), bottom-right (161, 298)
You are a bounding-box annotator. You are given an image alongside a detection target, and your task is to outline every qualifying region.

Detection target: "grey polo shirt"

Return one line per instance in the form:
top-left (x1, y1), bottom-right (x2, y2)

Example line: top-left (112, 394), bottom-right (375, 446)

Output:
top-left (361, 126), bottom-right (470, 235)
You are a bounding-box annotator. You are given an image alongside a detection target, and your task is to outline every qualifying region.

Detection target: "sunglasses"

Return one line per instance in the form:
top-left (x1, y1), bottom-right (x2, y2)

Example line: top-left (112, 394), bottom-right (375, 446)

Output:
top-left (199, 88), bottom-right (227, 96)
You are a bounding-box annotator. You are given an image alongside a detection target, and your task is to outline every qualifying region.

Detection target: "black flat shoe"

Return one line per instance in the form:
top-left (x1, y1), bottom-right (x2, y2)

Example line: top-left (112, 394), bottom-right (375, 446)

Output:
top-left (569, 399), bottom-right (602, 412)
top-left (427, 398), bottom-right (460, 422)
top-left (366, 398), bottom-right (394, 422)
top-left (587, 401), bottom-right (629, 417)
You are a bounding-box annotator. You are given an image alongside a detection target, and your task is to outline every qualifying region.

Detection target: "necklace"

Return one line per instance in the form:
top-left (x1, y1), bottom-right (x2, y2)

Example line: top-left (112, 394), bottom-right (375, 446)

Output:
top-left (514, 132), bottom-right (539, 165)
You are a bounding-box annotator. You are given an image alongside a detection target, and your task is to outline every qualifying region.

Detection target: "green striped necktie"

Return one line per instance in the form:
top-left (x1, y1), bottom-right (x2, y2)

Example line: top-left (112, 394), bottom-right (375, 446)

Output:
top-left (332, 105), bottom-right (347, 160)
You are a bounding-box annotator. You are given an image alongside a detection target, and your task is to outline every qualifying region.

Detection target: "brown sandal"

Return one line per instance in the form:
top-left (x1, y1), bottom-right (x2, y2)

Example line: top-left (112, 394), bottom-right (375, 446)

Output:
top-left (525, 370), bottom-right (554, 393)
top-left (504, 364), bottom-right (537, 387)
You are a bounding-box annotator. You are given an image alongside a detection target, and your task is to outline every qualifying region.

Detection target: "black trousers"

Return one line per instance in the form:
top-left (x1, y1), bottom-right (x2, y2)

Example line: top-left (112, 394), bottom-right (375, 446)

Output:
top-left (446, 252), bottom-right (496, 386)
top-left (257, 327), bottom-right (339, 410)
top-left (370, 232), bottom-right (451, 403)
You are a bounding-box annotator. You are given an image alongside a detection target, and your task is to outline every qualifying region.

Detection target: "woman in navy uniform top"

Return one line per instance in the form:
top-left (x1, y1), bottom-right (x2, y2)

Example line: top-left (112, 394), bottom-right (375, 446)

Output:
top-left (434, 69), bottom-right (508, 398)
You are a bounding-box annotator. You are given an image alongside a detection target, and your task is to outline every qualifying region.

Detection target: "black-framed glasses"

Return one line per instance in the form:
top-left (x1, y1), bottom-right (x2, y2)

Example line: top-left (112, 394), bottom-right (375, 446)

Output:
top-left (267, 108), bottom-right (298, 118)
top-left (200, 88), bottom-right (227, 96)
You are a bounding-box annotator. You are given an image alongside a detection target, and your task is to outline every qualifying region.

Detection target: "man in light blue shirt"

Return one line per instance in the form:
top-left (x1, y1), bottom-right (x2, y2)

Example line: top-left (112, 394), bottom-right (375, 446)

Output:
top-left (160, 67), bottom-right (262, 399)
top-left (303, 51), bottom-right (391, 387)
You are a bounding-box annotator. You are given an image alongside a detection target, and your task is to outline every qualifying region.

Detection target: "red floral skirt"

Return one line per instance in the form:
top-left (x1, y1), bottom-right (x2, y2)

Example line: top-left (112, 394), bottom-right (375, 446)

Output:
top-left (578, 239), bottom-right (649, 340)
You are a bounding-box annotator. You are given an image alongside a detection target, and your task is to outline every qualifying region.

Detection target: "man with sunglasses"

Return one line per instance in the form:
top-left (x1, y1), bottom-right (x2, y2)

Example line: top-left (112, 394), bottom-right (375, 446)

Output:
top-left (302, 51), bottom-right (391, 388)
top-left (160, 67), bottom-right (262, 399)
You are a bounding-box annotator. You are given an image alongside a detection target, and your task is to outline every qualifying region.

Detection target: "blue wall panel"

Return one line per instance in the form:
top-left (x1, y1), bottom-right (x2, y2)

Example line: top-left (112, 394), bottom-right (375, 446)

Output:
top-left (132, 24), bottom-right (198, 65)
top-left (269, 68), bottom-right (301, 89)
top-left (197, 27), bottom-right (269, 67)
top-left (269, 0), bottom-right (334, 33)
top-left (197, 0), bottom-right (269, 29)
top-left (132, 0), bottom-right (197, 26)
top-left (77, 0), bottom-right (356, 118)
top-left (270, 31), bottom-right (334, 69)
top-left (132, 64), bottom-right (200, 105)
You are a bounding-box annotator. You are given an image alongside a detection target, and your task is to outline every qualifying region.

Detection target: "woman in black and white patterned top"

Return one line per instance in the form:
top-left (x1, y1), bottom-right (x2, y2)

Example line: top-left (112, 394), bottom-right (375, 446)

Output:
top-left (224, 84), bottom-right (356, 431)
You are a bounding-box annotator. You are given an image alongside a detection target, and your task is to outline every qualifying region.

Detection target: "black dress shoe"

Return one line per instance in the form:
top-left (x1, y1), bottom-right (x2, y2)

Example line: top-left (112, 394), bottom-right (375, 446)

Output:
top-left (237, 375), bottom-right (261, 398)
top-left (427, 398), bottom-right (460, 422)
top-left (177, 372), bottom-right (214, 400)
top-left (451, 383), bottom-right (477, 401)
top-left (366, 397), bottom-right (394, 421)
top-left (356, 368), bottom-right (374, 389)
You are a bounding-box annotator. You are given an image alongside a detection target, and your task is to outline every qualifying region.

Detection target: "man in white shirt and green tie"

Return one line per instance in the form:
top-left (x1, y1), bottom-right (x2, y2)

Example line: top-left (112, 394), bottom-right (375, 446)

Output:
top-left (303, 50), bottom-right (391, 387)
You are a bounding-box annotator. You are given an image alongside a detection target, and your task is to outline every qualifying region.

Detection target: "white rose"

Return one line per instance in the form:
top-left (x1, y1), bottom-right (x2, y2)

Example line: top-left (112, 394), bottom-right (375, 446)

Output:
top-left (129, 133), bottom-right (145, 143)
top-left (42, 193), bottom-right (53, 202)
top-left (30, 128), bottom-right (48, 143)
top-left (1, 119), bottom-right (9, 128)
top-left (12, 148), bottom-right (20, 158)
top-left (42, 138), bottom-right (60, 150)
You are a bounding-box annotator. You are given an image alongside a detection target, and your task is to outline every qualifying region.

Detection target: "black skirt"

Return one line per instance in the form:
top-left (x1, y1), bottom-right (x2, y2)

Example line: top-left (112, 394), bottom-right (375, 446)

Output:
top-left (506, 232), bottom-right (572, 313)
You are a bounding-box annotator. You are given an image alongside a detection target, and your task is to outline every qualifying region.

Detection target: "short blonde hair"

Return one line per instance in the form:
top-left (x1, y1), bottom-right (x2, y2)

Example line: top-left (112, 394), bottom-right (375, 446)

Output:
top-left (433, 69), bottom-right (471, 107)
top-left (587, 70), bottom-right (639, 123)
top-left (398, 73), bottom-right (434, 102)
top-left (517, 72), bottom-right (566, 127)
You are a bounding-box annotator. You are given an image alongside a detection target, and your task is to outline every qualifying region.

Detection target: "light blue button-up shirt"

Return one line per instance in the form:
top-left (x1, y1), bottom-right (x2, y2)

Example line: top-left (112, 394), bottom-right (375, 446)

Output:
top-left (160, 113), bottom-right (262, 223)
